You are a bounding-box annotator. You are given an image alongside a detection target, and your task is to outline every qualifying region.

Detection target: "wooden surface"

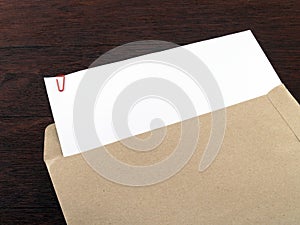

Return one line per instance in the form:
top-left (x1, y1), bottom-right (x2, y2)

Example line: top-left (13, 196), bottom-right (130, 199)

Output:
top-left (0, 1), bottom-right (299, 224)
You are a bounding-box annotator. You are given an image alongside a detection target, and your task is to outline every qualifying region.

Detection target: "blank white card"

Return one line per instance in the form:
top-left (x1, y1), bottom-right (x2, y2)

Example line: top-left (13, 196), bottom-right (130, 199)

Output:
top-left (44, 30), bottom-right (281, 157)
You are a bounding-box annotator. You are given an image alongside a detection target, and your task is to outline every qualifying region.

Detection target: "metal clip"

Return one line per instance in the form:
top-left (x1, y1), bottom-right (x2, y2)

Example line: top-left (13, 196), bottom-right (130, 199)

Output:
top-left (56, 74), bottom-right (65, 92)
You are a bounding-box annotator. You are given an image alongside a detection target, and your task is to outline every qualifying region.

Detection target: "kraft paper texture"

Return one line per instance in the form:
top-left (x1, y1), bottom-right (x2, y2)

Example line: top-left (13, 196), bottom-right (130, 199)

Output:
top-left (44, 84), bottom-right (300, 224)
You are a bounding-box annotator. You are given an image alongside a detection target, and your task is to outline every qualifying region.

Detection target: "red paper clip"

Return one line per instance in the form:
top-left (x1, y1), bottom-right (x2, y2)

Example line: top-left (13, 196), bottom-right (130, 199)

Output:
top-left (56, 74), bottom-right (65, 92)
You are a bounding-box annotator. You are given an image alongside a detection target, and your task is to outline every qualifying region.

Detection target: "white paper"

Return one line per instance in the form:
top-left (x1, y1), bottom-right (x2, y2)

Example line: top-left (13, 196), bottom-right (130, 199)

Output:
top-left (44, 30), bottom-right (281, 157)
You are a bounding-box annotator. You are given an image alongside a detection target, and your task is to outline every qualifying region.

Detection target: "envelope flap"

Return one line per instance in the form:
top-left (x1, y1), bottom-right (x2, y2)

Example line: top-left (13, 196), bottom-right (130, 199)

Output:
top-left (267, 85), bottom-right (300, 141)
top-left (44, 124), bottom-right (64, 165)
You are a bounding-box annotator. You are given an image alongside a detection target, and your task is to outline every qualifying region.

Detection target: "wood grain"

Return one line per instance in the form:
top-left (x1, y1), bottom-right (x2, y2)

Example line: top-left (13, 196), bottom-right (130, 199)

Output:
top-left (0, 0), bottom-right (299, 224)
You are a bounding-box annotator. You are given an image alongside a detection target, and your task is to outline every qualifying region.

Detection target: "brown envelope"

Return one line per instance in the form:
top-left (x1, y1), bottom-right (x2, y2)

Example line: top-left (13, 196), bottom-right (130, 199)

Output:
top-left (44, 84), bottom-right (300, 225)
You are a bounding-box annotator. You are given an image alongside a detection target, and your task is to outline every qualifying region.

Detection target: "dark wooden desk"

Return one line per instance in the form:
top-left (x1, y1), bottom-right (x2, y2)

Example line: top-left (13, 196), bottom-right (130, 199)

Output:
top-left (0, 1), bottom-right (299, 224)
